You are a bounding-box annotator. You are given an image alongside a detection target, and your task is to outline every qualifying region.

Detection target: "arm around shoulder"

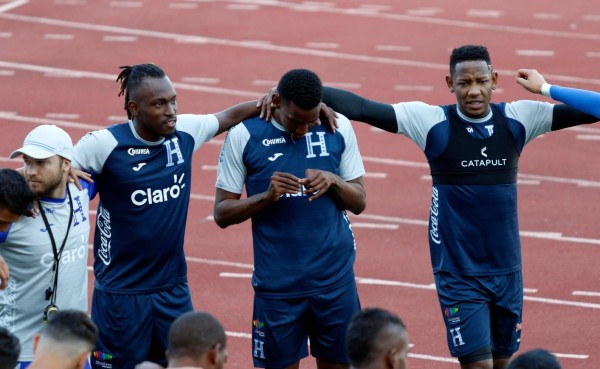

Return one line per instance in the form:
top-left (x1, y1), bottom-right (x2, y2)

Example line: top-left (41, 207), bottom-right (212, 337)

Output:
top-left (213, 100), bottom-right (260, 136)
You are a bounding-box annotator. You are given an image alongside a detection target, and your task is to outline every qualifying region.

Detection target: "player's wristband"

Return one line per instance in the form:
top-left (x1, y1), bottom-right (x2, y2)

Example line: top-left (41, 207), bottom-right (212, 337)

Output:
top-left (541, 83), bottom-right (552, 97)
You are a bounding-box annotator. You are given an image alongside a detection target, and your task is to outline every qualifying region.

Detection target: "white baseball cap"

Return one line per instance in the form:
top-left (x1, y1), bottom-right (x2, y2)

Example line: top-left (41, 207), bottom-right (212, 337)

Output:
top-left (10, 124), bottom-right (74, 161)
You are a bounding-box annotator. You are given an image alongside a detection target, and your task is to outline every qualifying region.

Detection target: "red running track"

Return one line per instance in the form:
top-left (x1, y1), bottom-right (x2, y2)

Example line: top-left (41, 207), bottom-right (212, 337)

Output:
top-left (1, 0), bottom-right (599, 368)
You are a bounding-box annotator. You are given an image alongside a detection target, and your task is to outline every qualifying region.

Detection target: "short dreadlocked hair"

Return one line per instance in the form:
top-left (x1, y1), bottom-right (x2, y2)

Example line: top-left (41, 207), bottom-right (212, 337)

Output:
top-left (277, 69), bottom-right (323, 110)
top-left (116, 64), bottom-right (166, 119)
top-left (449, 45), bottom-right (492, 76)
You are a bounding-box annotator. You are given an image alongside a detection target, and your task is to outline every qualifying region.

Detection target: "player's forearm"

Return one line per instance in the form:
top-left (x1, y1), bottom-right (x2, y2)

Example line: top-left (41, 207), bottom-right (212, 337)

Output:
top-left (330, 177), bottom-right (366, 215)
top-left (213, 192), bottom-right (272, 228)
top-left (214, 100), bottom-right (260, 136)
top-left (322, 86), bottom-right (398, 133)
top-left (551, 103), bottom-right (599, 131)
top-left (547, 84), bottom-right (600, 120)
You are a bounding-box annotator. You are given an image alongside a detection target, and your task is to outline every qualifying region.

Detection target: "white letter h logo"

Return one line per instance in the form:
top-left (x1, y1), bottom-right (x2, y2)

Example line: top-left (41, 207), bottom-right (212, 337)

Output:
top-left (449, 327), bottom-right (465, 347)
top-left (253, 339), bottom-right (266, 359)
top-left (164, 137), bottom-right (185, 167)
top-left (305, 132), bottom-right (329, 158)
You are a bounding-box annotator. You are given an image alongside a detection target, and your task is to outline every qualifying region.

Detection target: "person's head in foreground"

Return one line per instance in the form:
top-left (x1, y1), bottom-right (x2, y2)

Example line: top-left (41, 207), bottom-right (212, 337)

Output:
top-left (346, 307), bottom-right (410, 369)
top-left (167, 311), bottom-right (228, 369)
top-left (0, 168), bottom-right (34, 232)
top-left (10, 124), bottom-right (74, 199)
top-left (0, 326), bottom-right (21, 369)
top-left (506, 348), bottom-right (562, 369)
top-left (30, 310), bottom-right (98, 369)
top-left (273, 68), bottom-right (323, 140)
top-left (446, 44), bottom-right (498, 119)
top-left (116, 63), bottom-right (178, 142)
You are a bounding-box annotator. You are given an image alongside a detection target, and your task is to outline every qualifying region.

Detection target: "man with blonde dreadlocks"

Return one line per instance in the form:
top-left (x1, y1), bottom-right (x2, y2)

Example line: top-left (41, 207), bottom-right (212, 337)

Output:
top-left (72, 63), bottom-right (261, 369)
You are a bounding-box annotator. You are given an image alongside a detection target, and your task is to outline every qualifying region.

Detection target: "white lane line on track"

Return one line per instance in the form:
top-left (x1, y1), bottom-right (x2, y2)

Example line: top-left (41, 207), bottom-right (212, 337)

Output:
top-left (43, 33), bottom-right (74, 40)
top-left (467, 9), bottom-right (504, 18)
top-left (405, 8), bottom-right (442, 16)
top-left (181, 76), bottom-right (220, 84)
top-left (0, 61), bottom-right (262, 98)
top-left (109, 1), bottom-right (142, 7)
top-left (0, 0), bottom-right (27, 13)
top-left (515, 49), bottom-right (555, 57)
top-left (45, 113), bottom-right (80, 119)
top-left (576, 134), bottom-right (600, 140)
top-left (205, 0), bottom-right (600, 42)
top-left (375, 45), bottom-right (412, 52)
top-left (0, 70), bottom-right (15, 76)
top-left (226, 4), bottom-right (259, 10)
top-left (2, 14), bottom-right (600, 87)
top-left (573, 290), bottom-right (600, 297)
top-left (0, 32), bottom-right (13, 37)
top-left (533, 13), bottom-right (561, 20)
top-left (168, 2), bottom-right (198, 9)
top-left (352, 223), bottom-right (398, 230)
top-left (215, 267), bottom-right (600, 310)
top-left (102, 35), bottom-right (138, 42)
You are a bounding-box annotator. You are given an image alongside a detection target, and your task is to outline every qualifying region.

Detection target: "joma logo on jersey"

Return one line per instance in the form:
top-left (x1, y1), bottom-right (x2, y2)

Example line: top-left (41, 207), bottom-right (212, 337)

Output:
top-left (131, 173), bottom-right (186, 206)
top-left (128, 148), bottom-right (150, 156)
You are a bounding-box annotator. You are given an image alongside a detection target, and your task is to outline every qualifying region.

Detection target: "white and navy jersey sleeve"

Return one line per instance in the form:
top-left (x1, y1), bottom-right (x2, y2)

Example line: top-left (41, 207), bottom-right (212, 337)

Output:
top-left (546, 84), bottom-right (600, 119)
top-left (336, 114), bottom-right (365, 181)
top-left (215, 123), bottom-right (251, 194)
top-left (175, 114), bottom-right (219, 152)
top-left (504, 100), bottom-right (554, 145)
top-left (392, 102), bottom-right (447, 150)
top-left (72, 129), bottom-right (118, 174)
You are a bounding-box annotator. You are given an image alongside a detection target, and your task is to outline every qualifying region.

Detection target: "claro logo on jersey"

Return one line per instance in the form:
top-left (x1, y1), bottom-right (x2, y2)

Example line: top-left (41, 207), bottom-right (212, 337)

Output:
top-left (131, 173), bottom-right (186, 206)
top-left (97, 205), bottom-right (112, 266)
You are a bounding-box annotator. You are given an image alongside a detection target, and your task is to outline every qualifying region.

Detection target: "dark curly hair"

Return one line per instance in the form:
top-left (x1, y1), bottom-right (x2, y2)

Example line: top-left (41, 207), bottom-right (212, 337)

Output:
top-left (277, 69), bottom-right (323, 110)
top-left (0, 168), bottom-right (33, 216)
top-left (449, 45), bottom-right (492, 76)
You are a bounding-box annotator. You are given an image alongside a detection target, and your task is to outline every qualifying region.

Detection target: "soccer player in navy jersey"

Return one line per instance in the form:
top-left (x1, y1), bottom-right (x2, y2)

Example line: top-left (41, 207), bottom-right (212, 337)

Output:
top-left (214, 69), bottom-right (366, 369)
top-left (307, 45), bottom-right (598, 369)
top-left (517, 68), bottom-right (600, 119)
top-left (72, 63), bottom-right (263, 369)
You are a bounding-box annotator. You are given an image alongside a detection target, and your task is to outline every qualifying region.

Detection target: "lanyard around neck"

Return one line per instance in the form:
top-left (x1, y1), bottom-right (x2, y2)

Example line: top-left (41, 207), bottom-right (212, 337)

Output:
top-left (38, 186), bottom-right (74, 305)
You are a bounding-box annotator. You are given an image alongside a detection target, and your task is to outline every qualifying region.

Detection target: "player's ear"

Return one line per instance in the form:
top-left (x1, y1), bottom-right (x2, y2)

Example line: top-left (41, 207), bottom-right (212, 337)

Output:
top-left (446, 75), bottom-right (454, 93)
top-left (128, 100), bottom-right (139, 117)
top-left (271, 93), bottom-right (282, 109)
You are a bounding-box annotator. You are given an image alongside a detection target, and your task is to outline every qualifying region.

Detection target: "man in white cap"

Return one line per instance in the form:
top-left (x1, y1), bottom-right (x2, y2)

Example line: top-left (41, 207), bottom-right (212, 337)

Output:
top-left (0, 124), bottom-right (95, 369)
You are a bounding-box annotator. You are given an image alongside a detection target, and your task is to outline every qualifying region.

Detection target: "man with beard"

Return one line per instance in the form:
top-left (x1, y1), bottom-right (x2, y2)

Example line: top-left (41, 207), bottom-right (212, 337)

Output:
top-left (0, 124), bottom-right (95, 369)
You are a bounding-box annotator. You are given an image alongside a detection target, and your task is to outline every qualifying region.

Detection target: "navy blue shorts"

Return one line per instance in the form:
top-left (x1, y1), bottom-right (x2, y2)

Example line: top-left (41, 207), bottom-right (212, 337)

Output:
top-left (434, 271), bottom-right (523, 359)
top-left (90, 283), bottom-right (193, 369)
top-left (251, 280), bottom-right (361, 369)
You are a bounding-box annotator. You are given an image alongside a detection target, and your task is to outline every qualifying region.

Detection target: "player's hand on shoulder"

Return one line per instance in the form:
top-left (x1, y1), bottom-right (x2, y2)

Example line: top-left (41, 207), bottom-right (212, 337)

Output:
top-left (258, 87), bottom-right (278, 121)
top-left (319, 102), bottom-right (338, 133)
